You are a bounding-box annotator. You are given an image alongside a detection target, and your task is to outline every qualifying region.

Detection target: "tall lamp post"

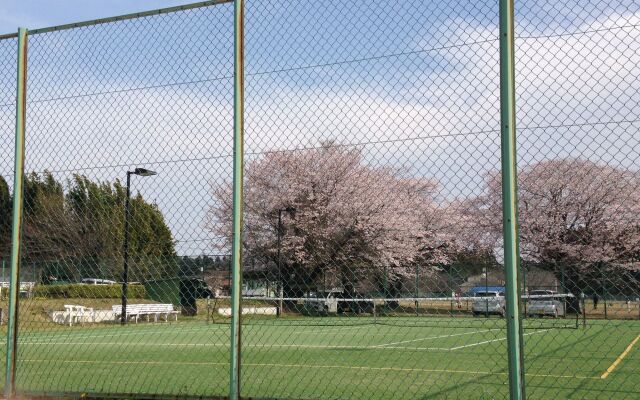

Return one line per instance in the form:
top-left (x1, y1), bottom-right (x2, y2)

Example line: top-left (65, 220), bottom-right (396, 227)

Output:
top-left (121, 168), bottom-right (157, 325)
top-left (276, 206), bottom-right (296, 317)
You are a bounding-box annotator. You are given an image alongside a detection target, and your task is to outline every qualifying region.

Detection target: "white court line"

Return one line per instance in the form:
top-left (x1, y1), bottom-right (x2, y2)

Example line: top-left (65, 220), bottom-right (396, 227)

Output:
top-left (19, 323), bottom-right (371, 343)
top-left (16, 341), bottom-right (457, 352)
top-left (18, 326), bottom-right (222, 343)
top-left (380, 346), bottom-right (452, 351)
top-left (18, 326), bottom-right (552, 354)
top-left (449, 329), bottom-right (551, 350)
top-left (287, 325), bottom-right (367, 334)
top-left (18, 324), bottom-right (364, 344)
top-left (17, 322), bottom-right (351, 343)
top-left (370, 329), bottom-right (500, 348)
top-left (17, 330), bottom-right (551, 352)
top-left (17, 341), bottom-right (430, 350)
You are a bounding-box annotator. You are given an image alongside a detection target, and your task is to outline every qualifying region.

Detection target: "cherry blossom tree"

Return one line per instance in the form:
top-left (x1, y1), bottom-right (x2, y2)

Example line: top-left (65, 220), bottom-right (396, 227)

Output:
top-left (472, 158), bottom-right (640, 294)
top-left (207, 144), bottom-right (455, 298)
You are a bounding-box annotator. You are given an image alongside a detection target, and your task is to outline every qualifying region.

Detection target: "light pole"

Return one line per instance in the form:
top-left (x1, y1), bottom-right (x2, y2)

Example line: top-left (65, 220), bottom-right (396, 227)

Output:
top-left (121, 168), bottom-right (157, 325)
top-left (276, 206), bottom-right (295, 317)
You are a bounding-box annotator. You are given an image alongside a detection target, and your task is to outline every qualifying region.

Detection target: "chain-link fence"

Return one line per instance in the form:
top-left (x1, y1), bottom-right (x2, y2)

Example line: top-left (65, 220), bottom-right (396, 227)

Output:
top-left (513, 2), bottom-right (640, 398)
top-left (0, 0), bottom-right (638, 399)
top-left (2, 1), bottom-right (236, 397)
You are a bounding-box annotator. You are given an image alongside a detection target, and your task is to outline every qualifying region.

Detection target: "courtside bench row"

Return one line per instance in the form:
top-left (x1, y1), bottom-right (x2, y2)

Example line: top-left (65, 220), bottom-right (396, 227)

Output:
top-left (112, 303), bottom-right (179, 323)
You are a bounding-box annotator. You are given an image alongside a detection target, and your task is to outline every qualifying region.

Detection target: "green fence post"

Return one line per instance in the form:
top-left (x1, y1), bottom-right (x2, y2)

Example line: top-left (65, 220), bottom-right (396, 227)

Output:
top-left (5, 27), bottom-right (27, 399)
top-left (522, 264), bottom-right (527, 317)
top-left (322, 269), bottom-right (326, 292)
top-left (560, 264), bottom-right (567, 319)
top-left (229, 0), bottom-right (244, 399)
top-left (414, 264), bottom-right (419, 316)
top-left (383, 265), bottom-right (388, 297)
top-left (601, 264), bottom-right (608, 320)
top-left (449, 267), bottom-right (454, 313)
top-left (484, 266), bottom-right (489, 318)
top-left (499, 1), bottom-right (526, 398)
top-left (581, 293), bottom-right (587, 328)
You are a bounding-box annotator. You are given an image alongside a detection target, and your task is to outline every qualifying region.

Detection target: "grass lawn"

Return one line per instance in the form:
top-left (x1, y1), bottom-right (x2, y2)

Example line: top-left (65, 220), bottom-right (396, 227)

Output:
top-left (3, 313), bottom-right (639, 399)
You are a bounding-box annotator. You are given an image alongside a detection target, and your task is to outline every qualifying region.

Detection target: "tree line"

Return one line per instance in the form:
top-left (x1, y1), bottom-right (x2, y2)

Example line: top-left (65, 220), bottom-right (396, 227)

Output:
top-left (0, 172), bottom-right (176, 283)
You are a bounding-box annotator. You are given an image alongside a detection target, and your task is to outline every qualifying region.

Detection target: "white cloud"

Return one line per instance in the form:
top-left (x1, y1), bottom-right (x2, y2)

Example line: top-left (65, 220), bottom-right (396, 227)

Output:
top-left (0, 11), bottom-right (638, 255)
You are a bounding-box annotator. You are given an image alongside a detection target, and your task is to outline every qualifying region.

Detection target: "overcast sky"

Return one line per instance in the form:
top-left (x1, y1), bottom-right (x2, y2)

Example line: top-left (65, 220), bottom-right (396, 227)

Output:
top-left (0, 0), bottom-right (638, 257)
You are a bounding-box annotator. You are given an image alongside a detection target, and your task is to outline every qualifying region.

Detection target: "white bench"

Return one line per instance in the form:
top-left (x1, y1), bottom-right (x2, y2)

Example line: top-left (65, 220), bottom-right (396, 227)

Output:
top-left (64, 304), bottom-right (94, 326)
top-left (112, 304), bottom-right (178, 323)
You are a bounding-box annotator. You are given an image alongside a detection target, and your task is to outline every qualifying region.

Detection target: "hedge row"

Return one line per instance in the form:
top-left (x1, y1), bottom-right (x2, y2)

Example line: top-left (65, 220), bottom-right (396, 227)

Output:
top-left (32, 284), bottom-right (146, 299)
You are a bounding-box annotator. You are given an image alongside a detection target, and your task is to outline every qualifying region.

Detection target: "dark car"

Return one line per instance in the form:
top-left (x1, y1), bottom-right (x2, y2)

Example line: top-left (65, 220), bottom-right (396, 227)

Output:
top-left (192, 279), bottom-right (214, 298)
top-left (337, 292), bottom-right (374, 314)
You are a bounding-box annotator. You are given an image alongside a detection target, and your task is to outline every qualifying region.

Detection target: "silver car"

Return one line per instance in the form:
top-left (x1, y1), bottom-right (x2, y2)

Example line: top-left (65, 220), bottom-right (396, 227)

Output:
top-left (472, 291), bottom-right (506, 317)
top-left (527, 290), bottom-right (566, 318)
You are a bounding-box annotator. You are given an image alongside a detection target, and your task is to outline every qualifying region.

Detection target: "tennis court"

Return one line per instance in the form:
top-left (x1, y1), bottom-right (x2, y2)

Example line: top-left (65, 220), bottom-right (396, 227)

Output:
top-left (10, 317), bottom-right (640, 399)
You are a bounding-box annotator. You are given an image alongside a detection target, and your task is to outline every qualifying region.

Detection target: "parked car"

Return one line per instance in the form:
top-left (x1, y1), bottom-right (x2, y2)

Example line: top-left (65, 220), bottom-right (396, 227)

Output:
top-left (192, 279), bottom-right (214, 298)
top-left (242, 287), bottom-right (270, 297)
top-left (527, 290), bottom-right (565, 318)
top-left (80, 278), bottom-right (117, 285)
top-left (336, 292), bottom-right (374, 314)
top-left (472, 290), bottom-right (506, 317)
top-left (304, 290), bottom-right (342, 314)
top-left (303, 290), bottom-right (374, 315)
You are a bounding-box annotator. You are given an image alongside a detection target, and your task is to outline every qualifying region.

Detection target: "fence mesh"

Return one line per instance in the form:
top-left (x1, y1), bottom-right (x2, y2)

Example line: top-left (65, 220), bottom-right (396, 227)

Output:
top-left (0, 0), bottom-right (637, 399)
top-left (5, 2), bottom-right (235, 397)
top-left (234, 0), bottom-right (507, 398)
top-left (0, 34), bottom-right (18, 390)
top-left (513, 1), bottom-right (640, 398)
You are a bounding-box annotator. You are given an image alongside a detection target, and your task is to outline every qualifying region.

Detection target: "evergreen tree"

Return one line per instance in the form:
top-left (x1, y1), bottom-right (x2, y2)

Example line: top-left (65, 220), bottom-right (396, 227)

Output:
top-left (0, 175), bottom-right (11, 259)
top-left (0, 172), bottom-right (176, 282)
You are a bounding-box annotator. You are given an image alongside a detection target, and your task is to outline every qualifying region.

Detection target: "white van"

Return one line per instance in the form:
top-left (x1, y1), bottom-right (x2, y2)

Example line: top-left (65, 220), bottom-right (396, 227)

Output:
top-left (304, 290), bottom-right (342, 314)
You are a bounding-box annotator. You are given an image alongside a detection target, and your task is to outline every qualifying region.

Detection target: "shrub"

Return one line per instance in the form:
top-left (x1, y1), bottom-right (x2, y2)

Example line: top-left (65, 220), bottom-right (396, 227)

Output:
top-left (32, 284), bottom-right (146, 299)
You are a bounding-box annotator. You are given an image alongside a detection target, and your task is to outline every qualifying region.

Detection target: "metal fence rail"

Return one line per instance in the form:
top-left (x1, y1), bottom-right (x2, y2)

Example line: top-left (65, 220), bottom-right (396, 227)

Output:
top-left (0, 0), bottom-right (638, 399)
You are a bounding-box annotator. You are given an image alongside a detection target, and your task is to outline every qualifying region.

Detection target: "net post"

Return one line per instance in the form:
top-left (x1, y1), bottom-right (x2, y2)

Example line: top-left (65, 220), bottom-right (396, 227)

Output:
top-left (229, 0), bottom-right (244, 399)
top-left (449, 266), bottom-right (453, 313)
top-left (373, 301), bottom-right (377, 321)
top-left (5, 27), bottom-right (27, 399)
top-left (415, 264), bottom-right (419, 316)
top-left (499, 0), bottom-right (526, 398)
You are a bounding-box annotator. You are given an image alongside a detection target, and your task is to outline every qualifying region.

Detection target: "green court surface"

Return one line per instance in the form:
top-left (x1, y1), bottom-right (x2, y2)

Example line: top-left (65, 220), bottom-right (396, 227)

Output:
top-left (7, 317), bottom-right (640, 399)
